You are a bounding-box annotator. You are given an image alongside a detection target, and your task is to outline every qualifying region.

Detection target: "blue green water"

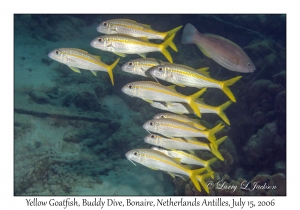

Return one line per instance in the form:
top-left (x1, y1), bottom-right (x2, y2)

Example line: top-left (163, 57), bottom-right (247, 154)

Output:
top-left (14, 14), bottom-right (286, 196)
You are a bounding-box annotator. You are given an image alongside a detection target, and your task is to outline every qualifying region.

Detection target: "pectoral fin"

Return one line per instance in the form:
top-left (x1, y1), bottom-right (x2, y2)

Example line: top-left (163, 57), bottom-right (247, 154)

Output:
top-left (69, 66), bottom-right (81, 73)
top-left (90, 70), bottom-right (97, 76)
top-left (138, 53), bottom-right (147, 58)
top-left (114, 52), bottom-right (126, 57)
top-left (143, 99), bottom-right (154, 104)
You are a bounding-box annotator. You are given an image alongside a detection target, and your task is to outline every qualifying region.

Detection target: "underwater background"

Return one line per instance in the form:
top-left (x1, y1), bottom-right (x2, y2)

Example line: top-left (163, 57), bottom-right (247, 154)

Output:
top-left (14, 14), bottom-right (286, 196)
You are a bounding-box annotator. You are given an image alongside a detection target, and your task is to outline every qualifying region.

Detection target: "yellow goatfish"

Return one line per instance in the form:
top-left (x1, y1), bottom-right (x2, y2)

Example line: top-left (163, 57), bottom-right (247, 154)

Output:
top-left (150, 100), bottom-right (232, 125)
top-left (48, 48), bottom-right (119, 85)
top-left (125, 148), bottom-right (214, 192)
top-left (144, 134), bottom-right (227, 161)
top-left (153, 112), bottom-right (207, 130)
top-left (149, 63), bottom-right (242, 102)
top-left (151, 146), bottom-right (218, 174)
top-left (143, 118), bottom-right (224, 149)
top-left (97, 19), bottom-right (182, 51)
top-left (121, 81), bottom-right (206, 117)
top-left (90, 33), bottom-right (176, 63)
top-left (181, 23), bottom-right (256, 73)
top-left (121, 58), bottom-right (169, 78)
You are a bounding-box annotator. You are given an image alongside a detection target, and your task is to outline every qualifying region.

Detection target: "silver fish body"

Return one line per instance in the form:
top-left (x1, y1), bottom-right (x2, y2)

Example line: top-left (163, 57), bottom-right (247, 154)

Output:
top-left (143, 118), bottom-right (208, 138)
top-left (150, 100), bottom-right (232, 125)
top-left (149, 63), bottom-right (221, 89)
top-left (151, 147), bottom-right (205, 167)
top-left (97, 19), bottom-right (166, 40)
top-left (153, 112), bottom-right (206, 130)
top-left (121, 81), bottom-right (205, 117)
top-left (144, 134), bottom-right (210, 152)
top-left (144, 134), bottom-right (227, 161)
top-left (126, 148), bottom-right (190, 177)
top-left (150, 101), bottom-right (214, 115)
top-left (90, 34), bottom-right (175, 63)
top-left (125, 148), bottom-right (211, 192)
top-left (47, 48), bottom-right (119, 85)
top-left (143, 118), bottom-right (224, 149)
top-left (149, 63), bottom-right (242, 102)
top-left (91, 34), bottom-right (158, 54)
top-left (48, 48), bottom-right (109, 71)
top-left (121, 58), bottom-right (168, 77)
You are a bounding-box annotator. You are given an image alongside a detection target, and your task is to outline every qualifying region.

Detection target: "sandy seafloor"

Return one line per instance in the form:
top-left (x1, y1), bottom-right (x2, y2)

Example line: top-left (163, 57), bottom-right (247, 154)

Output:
top-left (14, 14), bottom-right (286, 196)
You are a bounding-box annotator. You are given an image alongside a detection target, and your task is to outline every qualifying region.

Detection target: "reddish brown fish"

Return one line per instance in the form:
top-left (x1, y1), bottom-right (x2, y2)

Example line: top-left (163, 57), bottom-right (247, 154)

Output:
top-left (181, 23), bottom-right (255, 73)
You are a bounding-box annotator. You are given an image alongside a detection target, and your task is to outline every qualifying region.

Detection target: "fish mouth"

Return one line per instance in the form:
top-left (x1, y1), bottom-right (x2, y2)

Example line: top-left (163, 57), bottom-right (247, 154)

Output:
top-left (121, 64), bottom-right (131, 72)
top-left (125, 152), bottom-right (137, 166)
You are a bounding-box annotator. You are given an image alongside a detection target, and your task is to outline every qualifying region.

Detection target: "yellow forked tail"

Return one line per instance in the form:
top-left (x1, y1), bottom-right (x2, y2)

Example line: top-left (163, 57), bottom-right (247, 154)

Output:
top-left (216, 100), bottom-right (232, 125)
top-left (209, 136), bottom-right (227, 161)
top-left (189, 168), bottom-right (207, 192)
top-left (107, 58), bottom-right (120, 86)
top-left (207, 123), bottom-right (224, 149)
top-left (221, 76), bottom-right (242, 102)
top-left (164, 25), bottom-right (183, 52)
top-left (196, 171), bottom-right (215, 193)
top-left (159, 33), bottom-right (176, 63)
top-left (187, 88), bottom-right (207, 118)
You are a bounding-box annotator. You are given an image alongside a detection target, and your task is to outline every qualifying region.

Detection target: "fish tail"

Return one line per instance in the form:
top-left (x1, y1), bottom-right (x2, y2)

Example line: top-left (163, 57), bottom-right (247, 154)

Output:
top-left (216, 101), bottom-right (232, 125)
top-left (187, 88), bottom-right (207, 118)
top-left (209, 136), bottom-right (227, 161)
top-left (196, 171), bottom-right (215, 193)
top-left (160, 33), bottom-right (175, 63)
top-left (221, 76), bottom-right (242, 102)
top-left (204, 157), bottom-right (218, 174)
top-left (207, 123), bottom-right (224, 149)
top-left (190, 168), bottom-right (207, 192)
top-left (164, 25), bottom-right (183, 52)
top-left (181, 23), bottom-right (200, 44)
top-left (107, 58), bottom-right (120, 86)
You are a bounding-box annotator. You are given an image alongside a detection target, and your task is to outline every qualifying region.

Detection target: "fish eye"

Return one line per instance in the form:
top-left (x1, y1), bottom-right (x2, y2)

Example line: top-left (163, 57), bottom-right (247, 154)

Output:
top-left (55, 50), bottom-right (60, 55)
top-left (160, 115), bottom-right (165, 118)
top-left (128, 85), bottom-right (133, 89)
top-left (149, 121), bottom-right (154, 126)
top-left (158, 67), bottom-right (163, 72)
top-left (128, 62), bottom-right (133, 66)
top-left (103, 22), bottom-right (108, 27)
top-left (133, 151), bottom-right (139, 156)
top-left (98, 38), bottom-right (103, 42)
top-left (150, 134), bottom-right (155, 138)
top-left (247, 63), bottom-right (251, 67)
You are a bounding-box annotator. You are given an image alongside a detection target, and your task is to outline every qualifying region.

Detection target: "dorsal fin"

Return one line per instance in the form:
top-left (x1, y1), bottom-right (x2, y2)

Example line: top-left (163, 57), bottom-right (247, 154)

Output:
top-left (196, 67), bottom-right (210, 77)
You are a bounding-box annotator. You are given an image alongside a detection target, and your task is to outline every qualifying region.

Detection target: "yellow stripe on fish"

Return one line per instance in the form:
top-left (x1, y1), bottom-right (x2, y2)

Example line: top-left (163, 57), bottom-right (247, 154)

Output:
top-left (97, 19), bottom-right (182, 52)
top-left (125, 148), bottom-right (213, 192)
top-left (144, 134), bottom-right (227, 161)
top-left (151, 146), bottom-right (218, 173)
top-left (121, 81), bottom-right (206, 117)
top-left (90, 33), bottom-right (177, 63)
top-left (149, 63), bottom-right (242, 102)
top-left (48, 48), bottom-right (119, 85)
top-left (153, 112), bottom-right (207, 130)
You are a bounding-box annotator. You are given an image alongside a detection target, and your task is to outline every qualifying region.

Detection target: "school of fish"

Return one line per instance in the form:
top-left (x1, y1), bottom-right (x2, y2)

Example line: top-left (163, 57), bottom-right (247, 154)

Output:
top-left (47, 18), bottom-right (256, 194)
